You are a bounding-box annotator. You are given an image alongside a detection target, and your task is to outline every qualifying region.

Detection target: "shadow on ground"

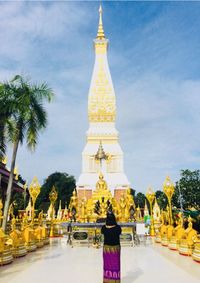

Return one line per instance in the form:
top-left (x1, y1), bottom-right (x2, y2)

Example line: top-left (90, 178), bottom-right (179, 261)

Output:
top-left (122, 268), bottom-right (143, 283)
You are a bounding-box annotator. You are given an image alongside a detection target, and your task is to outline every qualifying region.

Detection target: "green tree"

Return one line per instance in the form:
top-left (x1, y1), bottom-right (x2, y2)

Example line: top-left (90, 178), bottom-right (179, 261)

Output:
top-left (155, 190), bottom-right (168, 210)
top-left (135, 192), bottom-right (146, 208)
top-left (0, 75), bottom-right (54, 230)
top-left (173, 170), bottom-right (200, 210)
top-left (36, 172), bottom-right (76, 212)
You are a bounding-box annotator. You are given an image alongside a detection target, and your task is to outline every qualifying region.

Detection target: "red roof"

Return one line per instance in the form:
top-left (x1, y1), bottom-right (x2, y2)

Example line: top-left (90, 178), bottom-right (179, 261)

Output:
top-left (0, 162), bottom-right (24, 192)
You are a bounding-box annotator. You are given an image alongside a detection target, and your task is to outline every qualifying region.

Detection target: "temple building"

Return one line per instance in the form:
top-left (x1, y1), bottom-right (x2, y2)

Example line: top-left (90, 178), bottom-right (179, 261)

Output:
top-left (77, 6), bottom-right (130, 200)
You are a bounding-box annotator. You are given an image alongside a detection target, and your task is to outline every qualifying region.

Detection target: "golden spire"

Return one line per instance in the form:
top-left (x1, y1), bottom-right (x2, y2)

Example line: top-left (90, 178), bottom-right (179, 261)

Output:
top-left (96, 4), bottom-right (105, 39)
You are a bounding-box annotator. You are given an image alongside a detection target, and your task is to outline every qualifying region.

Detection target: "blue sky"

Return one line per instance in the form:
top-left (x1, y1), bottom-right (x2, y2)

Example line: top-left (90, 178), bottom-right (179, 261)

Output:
top-left (1, 1), bottom-right (200, 193)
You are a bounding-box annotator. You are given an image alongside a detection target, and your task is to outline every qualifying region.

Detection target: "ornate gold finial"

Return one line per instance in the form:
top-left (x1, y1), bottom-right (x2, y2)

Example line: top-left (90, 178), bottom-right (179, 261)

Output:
top-left (97, 4), bottom-right (105, 39)
top-left (95, 141), bottom-right (108, 162)
top-left (29, 177), bottom-right (41, 204)
top-left (49, 186), bottom-right (58, 205)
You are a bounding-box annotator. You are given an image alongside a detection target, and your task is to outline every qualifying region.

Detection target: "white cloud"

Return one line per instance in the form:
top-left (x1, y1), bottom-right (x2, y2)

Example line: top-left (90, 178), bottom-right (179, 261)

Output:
top-left (117, 74), bottom-right (200, 191)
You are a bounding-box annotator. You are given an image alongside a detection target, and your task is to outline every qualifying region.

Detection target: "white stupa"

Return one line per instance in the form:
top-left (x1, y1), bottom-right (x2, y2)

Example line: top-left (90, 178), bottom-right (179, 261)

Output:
top-left (77, 5), bottom-right (130, 196)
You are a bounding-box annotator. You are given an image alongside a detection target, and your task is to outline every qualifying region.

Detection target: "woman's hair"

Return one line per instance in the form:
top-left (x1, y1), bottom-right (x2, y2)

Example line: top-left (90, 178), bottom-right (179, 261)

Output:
top-left (106, 212), bottom-right (117, 226)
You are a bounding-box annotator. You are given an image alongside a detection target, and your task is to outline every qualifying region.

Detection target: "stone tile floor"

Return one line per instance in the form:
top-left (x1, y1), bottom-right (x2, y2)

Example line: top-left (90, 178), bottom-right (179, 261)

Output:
top-left (0, 238), bottom-right (199, 283)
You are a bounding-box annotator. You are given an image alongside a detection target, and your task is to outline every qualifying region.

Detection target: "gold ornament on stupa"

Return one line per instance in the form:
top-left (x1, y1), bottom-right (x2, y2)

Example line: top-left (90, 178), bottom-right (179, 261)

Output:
top-left (96, 4), bottom-right (105, 40)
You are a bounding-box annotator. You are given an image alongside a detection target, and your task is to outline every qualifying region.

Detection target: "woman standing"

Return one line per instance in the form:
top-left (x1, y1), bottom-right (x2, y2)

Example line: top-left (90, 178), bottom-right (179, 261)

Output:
top-left (101, 212), bottom-right (122, 283)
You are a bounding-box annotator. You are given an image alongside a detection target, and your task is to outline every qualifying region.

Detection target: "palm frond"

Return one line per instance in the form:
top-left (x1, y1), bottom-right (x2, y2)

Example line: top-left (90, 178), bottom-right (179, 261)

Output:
top-left (0, 74), bottom-right (54, 153)
top-left (31, 82), bottom-right (54, 103)
top-left (26, 112), bottom-right (38, 151)
top-left (0, 122), bottom-right (6, 158)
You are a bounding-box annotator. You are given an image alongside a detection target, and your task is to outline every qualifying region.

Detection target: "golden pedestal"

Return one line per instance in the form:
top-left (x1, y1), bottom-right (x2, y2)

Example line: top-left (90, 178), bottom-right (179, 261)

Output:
top-left (22, 227), bottom-right (37, 252)
top-left (12, 244), bottom-right (27, 258)
top-left (155, 234), bottom-right (161, 243)
top-left (26, 242), bottom-right (37, 252)
top-left (161, 235), bottom-right (168, 246)
top-left (192, 242), bottom-right (200, 262)
top-left (0, 228), bottom-right (13, 265)
top-left (35, 239), bottom-right (44, 248)
top-left (178, 239), bottom-right (193, 256)
top-left (35, 226), bottom-right (44, 248)
top-left (44, 237), bottom-right (50, 245)
top-left (10, 229), bottom-right (27, 258)
top-left (168, 236), bottom-right (178, 250)
top-left (0, 248), bottom-right (13, 265)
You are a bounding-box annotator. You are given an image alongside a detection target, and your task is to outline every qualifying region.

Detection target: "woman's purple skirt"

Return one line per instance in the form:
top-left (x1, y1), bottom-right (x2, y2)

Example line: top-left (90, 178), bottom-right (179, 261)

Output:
top-left (103, 245), bottom-right (121, 283)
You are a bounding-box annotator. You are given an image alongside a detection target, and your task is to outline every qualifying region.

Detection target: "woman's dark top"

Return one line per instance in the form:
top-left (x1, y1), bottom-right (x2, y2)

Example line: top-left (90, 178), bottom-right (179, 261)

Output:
top-left (101, 225), bottom-right (122, 246)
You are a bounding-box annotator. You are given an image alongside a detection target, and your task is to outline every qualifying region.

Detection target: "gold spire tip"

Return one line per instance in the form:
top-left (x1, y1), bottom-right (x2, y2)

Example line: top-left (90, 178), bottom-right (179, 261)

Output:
top-left (97, 4), bottom-right (105, 39)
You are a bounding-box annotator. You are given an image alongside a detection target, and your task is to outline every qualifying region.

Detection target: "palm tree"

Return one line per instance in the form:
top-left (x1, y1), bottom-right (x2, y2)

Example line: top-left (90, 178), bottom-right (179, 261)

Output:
top-left (0, 75), bottom-right (54, 231)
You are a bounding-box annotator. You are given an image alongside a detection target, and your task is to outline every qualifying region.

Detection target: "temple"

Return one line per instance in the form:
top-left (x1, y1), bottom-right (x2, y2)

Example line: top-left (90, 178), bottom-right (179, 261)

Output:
top-left (77, 6), bottom-right (130, 200)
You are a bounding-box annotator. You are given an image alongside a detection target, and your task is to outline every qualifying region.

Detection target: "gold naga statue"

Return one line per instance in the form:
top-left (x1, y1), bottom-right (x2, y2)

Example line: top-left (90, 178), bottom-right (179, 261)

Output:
top-left (155, 211), bottom-right (168, 244)
top-left (168, 212), bottom-right (185, 250)
top-left (9, 216), bottom-right (27, 257)
top-left (0, 199), bottom-right (13, 265)
top-left (34, 211), bottom-right (44, 248)
top-left (192, 234), bottom-right (200, 263)
top-left (160, 208), bottom-right (172, 246)
top-left (37, 211), bottom-right (49, 245)
top-left (178, 216), bottom-right (198, 256)
top-left (21, 213), bottom-right (37, 252)
top-left (125, 188), bottom-right (136, 221)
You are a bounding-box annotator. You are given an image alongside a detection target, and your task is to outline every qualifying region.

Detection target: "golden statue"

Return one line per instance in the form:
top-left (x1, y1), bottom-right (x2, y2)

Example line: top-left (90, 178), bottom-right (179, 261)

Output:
top-left (100, 198), bottom-right (107, 218)
top-left (179, 216), bottom-right (198, 256)
top-left (79, 198), bottom-right (87, 223)
top-left (135, 205), bottom-right (142, 221)
top-left (69, 190), bottom-right (78, 212)
top-left (9, 216), bottom-right (27, 257)
top-left (21, 213), bottom-right (37, 252)
top-left (119, 193), bottom-right (126, 222)
top-left (124, 188), bottom-right (135, 221)
top-left (0, 199), bottom-right (13, 264)
top-left (34, 212), bottom-right (44, 248)
top-left (96, 173), bottom-right (107, 191)
top-left (168, 212), bottom-right (185, 250)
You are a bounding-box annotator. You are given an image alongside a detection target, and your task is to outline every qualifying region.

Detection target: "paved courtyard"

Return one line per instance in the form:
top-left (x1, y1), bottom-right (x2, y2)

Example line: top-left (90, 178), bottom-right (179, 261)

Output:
top-left (0, 238), bottom-right (199, 283)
